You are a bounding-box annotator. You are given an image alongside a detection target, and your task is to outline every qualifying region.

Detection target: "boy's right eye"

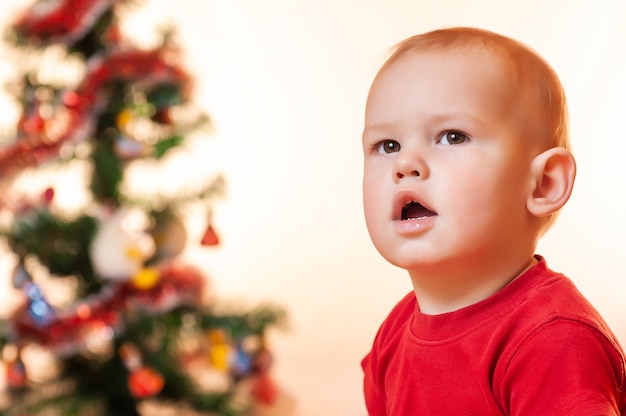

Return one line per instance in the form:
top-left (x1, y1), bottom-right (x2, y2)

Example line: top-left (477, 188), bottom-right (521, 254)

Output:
top-left (375, 140), bottom-right (400, 154)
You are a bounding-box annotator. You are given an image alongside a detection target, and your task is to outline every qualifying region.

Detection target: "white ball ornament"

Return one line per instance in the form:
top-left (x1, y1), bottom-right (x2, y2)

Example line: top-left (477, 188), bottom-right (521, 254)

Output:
top-left (89, 207), bottom-right (156, 281)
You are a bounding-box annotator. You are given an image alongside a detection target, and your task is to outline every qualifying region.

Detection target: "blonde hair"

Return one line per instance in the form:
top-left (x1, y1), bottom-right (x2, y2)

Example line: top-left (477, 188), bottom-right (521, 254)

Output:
top-left (380, 27), bottom-right (570, 152)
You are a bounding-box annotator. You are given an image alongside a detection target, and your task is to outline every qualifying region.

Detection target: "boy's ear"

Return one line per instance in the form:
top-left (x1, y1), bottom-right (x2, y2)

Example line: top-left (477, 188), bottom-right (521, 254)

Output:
top-left (526, 147), bottom-right (576, 217)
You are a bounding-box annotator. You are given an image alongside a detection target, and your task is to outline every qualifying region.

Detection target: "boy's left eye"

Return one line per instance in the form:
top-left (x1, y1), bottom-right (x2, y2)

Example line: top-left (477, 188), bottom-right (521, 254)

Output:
top-left (438, 131), bottom-right (469, 145)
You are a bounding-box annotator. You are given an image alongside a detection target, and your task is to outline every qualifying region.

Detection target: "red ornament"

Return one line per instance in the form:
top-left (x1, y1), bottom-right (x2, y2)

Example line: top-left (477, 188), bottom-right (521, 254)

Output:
top-left (201, 224), bottom-right (220, 246)
top-left (40, 187), bottom-right (55, 205)
top-left (251, 373), bottom-right (278, 405)
top-left (151, 108), bottom-right (172, 125)
top-left (121, 341), bottom-right (165, 398)
top-left (128, 366), bottom-right (164, 398)
top-left (6, 358), bottom-right (27, 389)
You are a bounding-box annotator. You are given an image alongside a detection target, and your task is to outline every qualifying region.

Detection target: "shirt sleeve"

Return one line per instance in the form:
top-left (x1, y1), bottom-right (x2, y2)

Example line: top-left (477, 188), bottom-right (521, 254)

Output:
top-left (497, 319), bottom-right (625, 416)
top-left (362, 343), bottom-right (387, 416)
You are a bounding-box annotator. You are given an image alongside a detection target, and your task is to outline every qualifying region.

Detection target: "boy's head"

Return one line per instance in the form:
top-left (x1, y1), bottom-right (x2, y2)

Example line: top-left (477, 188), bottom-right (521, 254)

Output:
top-left (362, 27), bottom-right (575, 276)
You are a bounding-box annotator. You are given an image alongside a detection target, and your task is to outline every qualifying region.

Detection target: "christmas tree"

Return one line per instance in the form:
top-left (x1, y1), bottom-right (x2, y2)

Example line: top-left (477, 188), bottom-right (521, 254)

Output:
top-left (0, 1), bottom-right (286, 415)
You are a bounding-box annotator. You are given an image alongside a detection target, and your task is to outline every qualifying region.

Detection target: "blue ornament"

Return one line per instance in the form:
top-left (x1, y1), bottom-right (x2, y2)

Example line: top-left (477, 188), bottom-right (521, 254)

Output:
top-left (12, 262), bottom-right (32, 289)
top-left (114, 135), bottom-right (144, 159)
top-left (230, 342), bottom-right (252, 378)
top-left (24, 282), bottom-right (55, 325)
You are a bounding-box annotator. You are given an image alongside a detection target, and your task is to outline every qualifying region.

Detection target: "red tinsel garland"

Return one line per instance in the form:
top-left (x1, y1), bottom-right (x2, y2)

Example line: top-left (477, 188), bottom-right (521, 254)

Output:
top-left (9, 261), bottom-right (205, 355)
top-left (12, 0), bottom-right (118, 45)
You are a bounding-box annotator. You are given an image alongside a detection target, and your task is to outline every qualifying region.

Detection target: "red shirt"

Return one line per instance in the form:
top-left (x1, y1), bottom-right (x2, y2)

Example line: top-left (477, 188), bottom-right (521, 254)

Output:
top-left (362, 257), bottom-right (626, 415)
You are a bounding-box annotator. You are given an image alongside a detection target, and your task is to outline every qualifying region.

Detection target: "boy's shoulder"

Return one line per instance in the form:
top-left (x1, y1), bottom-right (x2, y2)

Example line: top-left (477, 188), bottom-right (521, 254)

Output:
top-left (503, 257), bottom-right (615, 337)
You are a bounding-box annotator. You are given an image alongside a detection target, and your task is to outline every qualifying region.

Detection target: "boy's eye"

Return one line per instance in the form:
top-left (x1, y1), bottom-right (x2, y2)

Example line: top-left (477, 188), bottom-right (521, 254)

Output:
top-left (376, 140), bottom-right (400, 154)
top-left (438, 131), bottom-right (468, 145)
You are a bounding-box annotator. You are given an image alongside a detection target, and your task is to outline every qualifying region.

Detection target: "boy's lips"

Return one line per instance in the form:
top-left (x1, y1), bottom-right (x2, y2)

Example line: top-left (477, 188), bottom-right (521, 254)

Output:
top-left (393, 191), bottom-right (437, 221)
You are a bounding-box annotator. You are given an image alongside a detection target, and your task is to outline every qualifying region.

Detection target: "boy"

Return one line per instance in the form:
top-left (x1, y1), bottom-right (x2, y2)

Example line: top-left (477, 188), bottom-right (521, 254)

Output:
top-left (360, 27), bottom-right (626, 415)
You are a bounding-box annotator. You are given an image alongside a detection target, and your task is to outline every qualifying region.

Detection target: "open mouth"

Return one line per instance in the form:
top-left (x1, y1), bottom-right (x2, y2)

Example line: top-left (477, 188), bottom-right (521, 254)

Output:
top-left (401, 201), bottom-right (436, 220)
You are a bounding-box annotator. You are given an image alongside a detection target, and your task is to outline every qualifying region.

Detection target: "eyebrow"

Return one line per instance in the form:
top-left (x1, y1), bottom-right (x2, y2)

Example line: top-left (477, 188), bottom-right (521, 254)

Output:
top-left (362, 122), bottom-right (394, 138)
top-left (363, 113), bottom-right (485, 137)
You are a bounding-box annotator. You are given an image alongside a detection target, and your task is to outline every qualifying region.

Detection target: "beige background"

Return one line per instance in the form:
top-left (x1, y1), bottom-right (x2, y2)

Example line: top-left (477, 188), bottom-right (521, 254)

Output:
top-left (1, 1), bottom-right (626, 415)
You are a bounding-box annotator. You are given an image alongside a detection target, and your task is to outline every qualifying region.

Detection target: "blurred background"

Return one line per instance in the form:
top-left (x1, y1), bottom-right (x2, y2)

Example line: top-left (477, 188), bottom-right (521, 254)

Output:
top-left (0, 0), bottom-right (625, 415)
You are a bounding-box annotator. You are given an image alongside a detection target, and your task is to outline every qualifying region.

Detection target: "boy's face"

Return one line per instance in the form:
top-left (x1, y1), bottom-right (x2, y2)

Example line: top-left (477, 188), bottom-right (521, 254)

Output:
top-left (362, 48), bottom-right (541, 275)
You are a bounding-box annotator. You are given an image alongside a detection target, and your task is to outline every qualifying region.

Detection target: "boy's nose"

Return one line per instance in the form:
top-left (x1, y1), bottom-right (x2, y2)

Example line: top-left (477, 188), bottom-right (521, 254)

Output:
top-left (393, 151), bottom-right (428, 181)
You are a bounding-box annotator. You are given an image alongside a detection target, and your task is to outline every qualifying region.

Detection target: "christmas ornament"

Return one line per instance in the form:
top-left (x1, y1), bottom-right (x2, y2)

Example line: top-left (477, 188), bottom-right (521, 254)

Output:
top-left (151, 107), bottom-right (172, 125)
top-left (119, 343), bottom-right (164, 399)
top-left (207, 329), bottom-right (231, 371)
top-left (114, 135), bottom-right (146, 159)
top-left (131, 267), bottom-right (160, 291)
top-left (251, 344), bottom-right (273, 375)
top-left (128, 367), bottom-right (165, 399)
top-left (89, 207), bottom-right (155, 280)
top-left (251, 373), bottom-right (278, 405)
top-left (200, 223), bottom-right (220, 246)
top-left (230, 341), bottom-right (253, 379)
top-left (24, 282), bottom-right (55, 326)
top-left (12, 261), bottom-right (32, 289)
top-left (150, 211), bottom-right (188, 260)
top-left (116, 108), bottom-right (134, 133)
top-left (5, 355), bottom-right (27, 389)
top-left (40, 187), bottom-right (55, 205)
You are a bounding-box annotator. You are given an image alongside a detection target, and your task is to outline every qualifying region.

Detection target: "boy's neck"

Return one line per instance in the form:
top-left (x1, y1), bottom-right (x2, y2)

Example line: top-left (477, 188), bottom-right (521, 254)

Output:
top-left (409, 255), bottom-right (538, 315)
